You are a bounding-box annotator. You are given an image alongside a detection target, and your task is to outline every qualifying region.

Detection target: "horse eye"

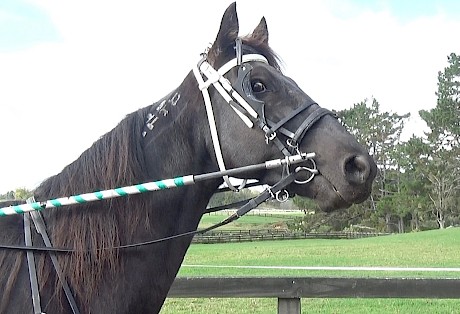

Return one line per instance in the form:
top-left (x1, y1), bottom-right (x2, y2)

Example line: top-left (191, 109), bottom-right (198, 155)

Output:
top-left (251, 81), bottom-right (266, 93)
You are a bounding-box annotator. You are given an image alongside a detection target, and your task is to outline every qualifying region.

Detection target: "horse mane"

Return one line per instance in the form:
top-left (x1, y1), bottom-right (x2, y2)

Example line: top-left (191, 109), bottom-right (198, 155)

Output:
top-left (34, 107), bottom-right (155, 308)
top-left (0, 202), bottom-right (24, 313)
top-left (37, 108), bottom-right (148, 198)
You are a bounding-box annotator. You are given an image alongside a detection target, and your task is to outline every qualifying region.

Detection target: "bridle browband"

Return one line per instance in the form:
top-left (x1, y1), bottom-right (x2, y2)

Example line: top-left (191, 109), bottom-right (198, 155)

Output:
top-left (193, 38), bottom-right (336, 189)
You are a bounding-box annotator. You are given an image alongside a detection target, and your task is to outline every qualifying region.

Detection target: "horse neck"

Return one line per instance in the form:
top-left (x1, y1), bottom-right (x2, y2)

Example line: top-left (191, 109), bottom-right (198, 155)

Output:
top-left (144, 75), bottom-right (221, 177)
top-left (23, 74), bottom-right (225, 311)
top-left (32, 71), bottom-right (222, 233)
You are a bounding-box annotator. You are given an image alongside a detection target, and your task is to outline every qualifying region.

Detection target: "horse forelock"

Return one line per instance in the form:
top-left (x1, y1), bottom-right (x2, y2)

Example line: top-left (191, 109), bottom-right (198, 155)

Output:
top-left (241, 36), bottom-right (282, 72)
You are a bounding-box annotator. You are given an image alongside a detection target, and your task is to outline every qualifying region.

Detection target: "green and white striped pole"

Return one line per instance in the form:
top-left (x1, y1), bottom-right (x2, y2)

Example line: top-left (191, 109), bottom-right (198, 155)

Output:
top-left (0, 153), bottom-right (315, 217)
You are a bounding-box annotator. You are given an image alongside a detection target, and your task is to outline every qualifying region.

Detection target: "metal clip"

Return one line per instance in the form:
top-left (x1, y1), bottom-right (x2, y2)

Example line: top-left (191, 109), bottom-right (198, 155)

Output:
top-left (286, 139), bottom-right (302, 155)
top-left (275, 190), bottom-right (289, 202)
top-left (267, 188), bottom-right (289, 203)
top-left (265, 131), bottom-right (277, 144)
top-left (286, 139), bottom-right (297, 148)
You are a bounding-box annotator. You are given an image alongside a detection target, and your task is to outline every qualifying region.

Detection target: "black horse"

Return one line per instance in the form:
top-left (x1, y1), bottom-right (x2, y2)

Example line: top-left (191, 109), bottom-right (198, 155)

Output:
top-left (0, 3), bottom-right (376, 313)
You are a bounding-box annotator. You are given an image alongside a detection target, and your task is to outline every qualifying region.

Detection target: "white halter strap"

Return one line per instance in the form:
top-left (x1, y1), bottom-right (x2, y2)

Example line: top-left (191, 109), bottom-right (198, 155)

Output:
top-left (192, 53), bottom-right (268, 191)
top-left (218, 54), bottom-right (269, 76)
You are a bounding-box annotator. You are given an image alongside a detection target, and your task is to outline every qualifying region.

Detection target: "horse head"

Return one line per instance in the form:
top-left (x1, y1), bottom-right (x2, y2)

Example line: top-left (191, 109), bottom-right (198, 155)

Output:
top-left (201, 3), bottom-right (377, 211)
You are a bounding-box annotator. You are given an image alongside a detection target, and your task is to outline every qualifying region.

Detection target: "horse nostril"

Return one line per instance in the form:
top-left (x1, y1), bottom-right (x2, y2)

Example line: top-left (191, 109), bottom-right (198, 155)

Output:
top-left (344, 155), bottom-right (371, 185)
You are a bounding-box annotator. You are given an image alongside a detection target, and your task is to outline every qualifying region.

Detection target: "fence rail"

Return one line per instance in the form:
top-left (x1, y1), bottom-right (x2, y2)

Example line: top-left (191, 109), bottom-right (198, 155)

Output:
top-left (192, 231), bottom-right (389, 244)
top-left (167, 277), bottom-right (460, 314)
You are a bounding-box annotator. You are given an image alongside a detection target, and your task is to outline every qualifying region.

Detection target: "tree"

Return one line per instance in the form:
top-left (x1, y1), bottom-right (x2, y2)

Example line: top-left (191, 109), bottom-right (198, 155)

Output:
top-left (0, 188), bottom-right (33, 201)
top-left (420, 53), bottom-right (460, 149)
top-left (425, 158), bottom-right (459, 228)
top-left (289, 52), bottom-right (460, 233)
top-left (397, 137), bottom-right (432, 231)
top-left (419, 53), bottom-right (460, 228)
top-left (13, 187), bottom-right (34, 200)
top-left (339, 98), bottom-right (410, 232)
top-left (0, 191), bottom-right (15, 200)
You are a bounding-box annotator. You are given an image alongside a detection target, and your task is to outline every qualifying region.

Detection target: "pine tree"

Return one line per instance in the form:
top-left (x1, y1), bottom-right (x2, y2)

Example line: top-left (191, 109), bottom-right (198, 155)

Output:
top-left (419, 53), bottom-right (460, 228)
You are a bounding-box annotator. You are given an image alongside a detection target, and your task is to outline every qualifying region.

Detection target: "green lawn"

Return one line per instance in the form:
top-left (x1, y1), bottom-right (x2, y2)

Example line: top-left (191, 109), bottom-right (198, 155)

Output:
top-left (161, 228), bottom-right (460, 313)
top-left (162, 298), bottom-right (459, 314)
top-left (180, 227), bottom-right (460, 278)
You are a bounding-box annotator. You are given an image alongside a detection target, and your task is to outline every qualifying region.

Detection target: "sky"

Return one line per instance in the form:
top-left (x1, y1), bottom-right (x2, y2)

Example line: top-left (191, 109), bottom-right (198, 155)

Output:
top-left (1, 0), bottom-right (460, 194)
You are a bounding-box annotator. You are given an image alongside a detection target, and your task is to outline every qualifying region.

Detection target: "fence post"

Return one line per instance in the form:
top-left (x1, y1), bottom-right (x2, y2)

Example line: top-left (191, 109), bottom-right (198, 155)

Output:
top-left (277, 298), bottom-right (300, 314)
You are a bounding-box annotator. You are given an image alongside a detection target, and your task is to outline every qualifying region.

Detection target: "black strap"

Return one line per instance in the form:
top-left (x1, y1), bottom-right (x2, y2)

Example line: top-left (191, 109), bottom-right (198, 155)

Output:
top-left (204, 199), bottom-right (252, 214)
top-left (292, 107), bottom-right (333, 144)
top-left (266, 102), bottom-right (314, 138)
top-left (30, 211), bottom-right (80, 314)
top-left (219, 172), bottom-right (295, 225)
top-left (24, 212), bottom-right (43, 314)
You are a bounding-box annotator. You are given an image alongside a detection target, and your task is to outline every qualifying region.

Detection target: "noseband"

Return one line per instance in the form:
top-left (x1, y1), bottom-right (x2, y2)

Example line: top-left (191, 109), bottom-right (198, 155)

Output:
top-left (193, 39), bottom-right (335, 189)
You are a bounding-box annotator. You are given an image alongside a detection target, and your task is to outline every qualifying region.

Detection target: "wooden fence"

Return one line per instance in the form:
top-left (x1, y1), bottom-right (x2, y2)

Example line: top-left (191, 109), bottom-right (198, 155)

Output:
top-left (167, 277), bottom-right (460, 314)
top-left (192, 230), bottom-right (389, 244)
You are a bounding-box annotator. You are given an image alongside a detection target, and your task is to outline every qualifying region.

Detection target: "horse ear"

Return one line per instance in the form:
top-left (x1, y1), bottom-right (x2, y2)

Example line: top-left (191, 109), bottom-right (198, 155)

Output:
top-left (251, 17), bottom-right (269, 44)
top-left (211, 2), bottom-right (239, 56)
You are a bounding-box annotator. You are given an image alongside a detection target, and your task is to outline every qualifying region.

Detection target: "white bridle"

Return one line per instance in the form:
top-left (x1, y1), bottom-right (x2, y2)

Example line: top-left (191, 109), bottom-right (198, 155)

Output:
top-left (193, 52), bottom-right (269, 191)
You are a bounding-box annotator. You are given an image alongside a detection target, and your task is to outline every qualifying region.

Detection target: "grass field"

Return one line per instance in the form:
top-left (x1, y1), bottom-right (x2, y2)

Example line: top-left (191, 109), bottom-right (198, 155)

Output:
top-left (160, 225), bottom-right (460, 313)
top-left (180, 227), bottom-right (460, 278)
top-left (162, 298), bottom-right (459, 314)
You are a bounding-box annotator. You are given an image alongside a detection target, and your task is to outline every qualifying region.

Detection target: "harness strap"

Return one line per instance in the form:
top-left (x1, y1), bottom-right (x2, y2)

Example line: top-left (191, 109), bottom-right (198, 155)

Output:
top-left (204, 198), bottom-right (253, 214)
top-left (30, 211), bottom-right (81, 314)
top-left (270, 136), bottom-right (293, 157)
top-left (24, 211), bottom-right (44, 314)
top-left (200, 60), bottom-right (256, 126)
top-left (292, 107), bottom-right (332, 144)
top-left (265, 102), bottom-right (314, 138)
top-left (193, 60), bottom-right (238, 191)
top-left (219, 172), bottom-right (296, 225)
top-left (235, 38), bottom-right (243, 65)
